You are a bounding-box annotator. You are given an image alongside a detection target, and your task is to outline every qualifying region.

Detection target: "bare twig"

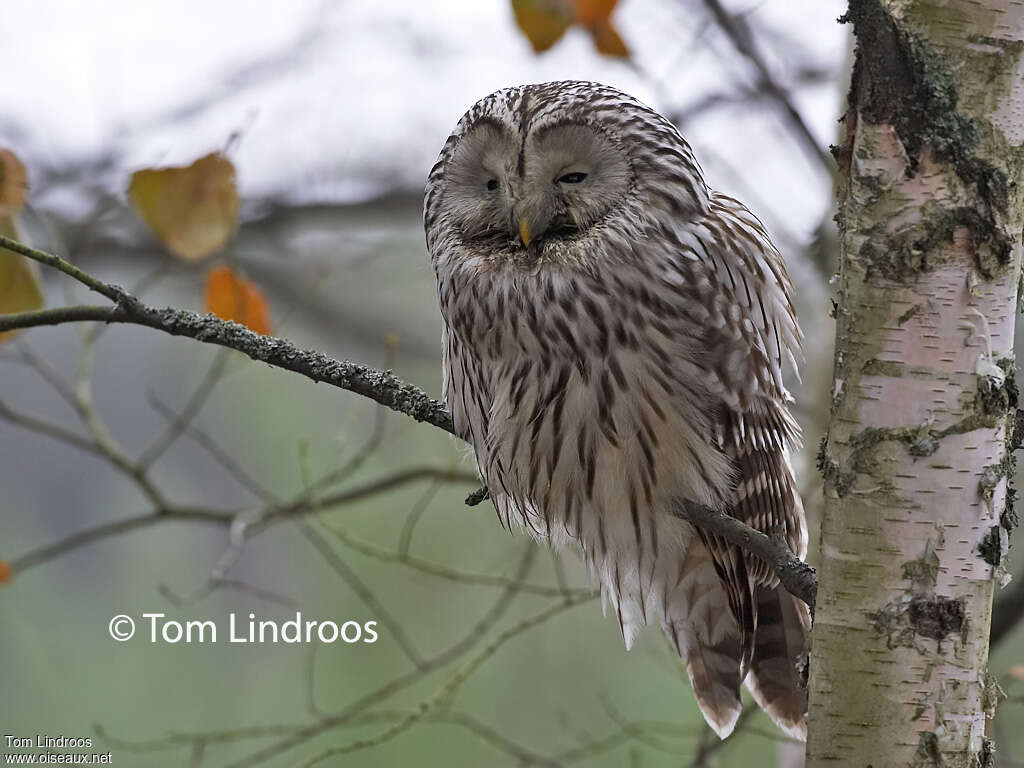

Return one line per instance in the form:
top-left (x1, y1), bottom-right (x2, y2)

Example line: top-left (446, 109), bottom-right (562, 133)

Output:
top-left (139, 348), bottom-right (231, 469)
top-left (7, 466), bottom-right (475, 576)
top-left (147, 391), bottom-right (279, 503)
top-left (690, 705), bottom-right (757, 766)
top-left (296, 519), bottom-right (426, 669)
top-left (8, 508), bottom-right (231, 573)
top-left (292, 589), bottom-right (596, 767)
top-left (397, 479), bottom-right (442, 558)
top-left (13, 340), bottom-right (79, 408)
top-left (0, 399), bottom-right (107, 457)
top-left (698, 0), bottom-right (834, 174)
top-left (602, 699), bottom-right (695, 756)
top-left (223, 544), bottom-right (539, 768)
top-left (327, 525), bottom-right (593, 597)
top-left (98, 708), bottom-right (637, 767)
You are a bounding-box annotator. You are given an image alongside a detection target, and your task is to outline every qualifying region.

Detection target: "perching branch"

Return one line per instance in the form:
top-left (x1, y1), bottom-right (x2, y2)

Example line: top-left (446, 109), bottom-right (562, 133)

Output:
top-left (675, 501), bottom-right (818, 611)
top-left (0, 234), bottom-right (817, 608)
top-left (0, 235), bottom-right (454, 434)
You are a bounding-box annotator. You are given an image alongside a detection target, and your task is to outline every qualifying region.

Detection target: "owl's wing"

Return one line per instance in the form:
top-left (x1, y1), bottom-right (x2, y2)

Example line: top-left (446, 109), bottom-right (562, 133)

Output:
top-left (679, 193), bottom-right (809, 733)
top-left (697, 194), bottom-right (803, 415)
top-left (441, 323), bottom-right (491, 451)
top-left (696, 193), bottom-right (806, 564)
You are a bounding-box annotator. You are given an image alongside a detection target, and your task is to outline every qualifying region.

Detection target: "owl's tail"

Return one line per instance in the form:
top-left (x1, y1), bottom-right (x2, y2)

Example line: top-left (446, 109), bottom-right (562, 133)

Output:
top-left (657, 533), bottom-right (809, 739)
top-left (660, 537), bottom-right (744, 737)
top-left (745, 583), bottom-right (810, 740)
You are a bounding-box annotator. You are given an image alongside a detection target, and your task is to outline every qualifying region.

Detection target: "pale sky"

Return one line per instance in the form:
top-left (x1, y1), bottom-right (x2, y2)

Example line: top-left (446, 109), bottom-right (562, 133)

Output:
top-left (2, 0), bottom-right (847, 242)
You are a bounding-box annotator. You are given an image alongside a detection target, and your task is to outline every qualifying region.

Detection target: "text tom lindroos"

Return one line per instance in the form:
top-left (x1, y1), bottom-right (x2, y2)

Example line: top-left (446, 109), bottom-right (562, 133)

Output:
top-left (140, 612), bottom-right (378, 644)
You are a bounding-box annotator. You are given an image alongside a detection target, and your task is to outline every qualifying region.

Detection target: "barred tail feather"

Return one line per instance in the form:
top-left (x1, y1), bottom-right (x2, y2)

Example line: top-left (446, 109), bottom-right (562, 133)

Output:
top-left (744, 584), bottom-right (811, 740)
top-left (679, 626), bottom-right (745, 738)
top-left (661, 537), bottom-right (745, 738)
top-left (695, 529), bottom-right (757, 677)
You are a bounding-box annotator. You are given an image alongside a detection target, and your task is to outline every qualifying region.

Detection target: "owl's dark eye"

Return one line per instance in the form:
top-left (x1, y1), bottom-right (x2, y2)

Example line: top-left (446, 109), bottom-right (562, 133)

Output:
top-left (486, 179), bottom-right (499, 191)
top-left (557, 172), bottom-right (588, 184)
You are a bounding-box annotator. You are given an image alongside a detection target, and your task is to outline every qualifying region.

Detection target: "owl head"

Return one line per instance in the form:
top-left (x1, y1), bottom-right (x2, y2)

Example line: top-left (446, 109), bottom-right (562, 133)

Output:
top-left (424, 81), bottom-right (709, 266)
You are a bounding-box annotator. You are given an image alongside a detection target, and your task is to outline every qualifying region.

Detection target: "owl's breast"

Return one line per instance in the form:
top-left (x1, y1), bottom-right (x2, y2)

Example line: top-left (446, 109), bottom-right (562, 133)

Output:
top-left (439, 259), bottom-right (733, 536)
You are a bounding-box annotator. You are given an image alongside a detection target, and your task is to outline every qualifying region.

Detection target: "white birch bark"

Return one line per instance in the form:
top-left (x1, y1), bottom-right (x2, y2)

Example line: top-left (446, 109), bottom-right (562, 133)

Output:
top-left (806, 1), bottom-right (1024, 765)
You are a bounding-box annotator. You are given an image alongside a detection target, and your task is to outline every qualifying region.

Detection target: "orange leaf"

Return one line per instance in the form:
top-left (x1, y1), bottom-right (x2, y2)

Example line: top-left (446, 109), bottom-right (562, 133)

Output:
top-left (0, 559), bottom-right (11, 585)
top-left (588, 18), bottom-right (629, 57)
top-left (203, 265), bottom-right (271, 335)
top-left (129, 153), bottom-right (239, 262)
top-left (0, 150), bottom-right (28, 216)
top-left (512, 0), bottom-right (573, 52)
top-left (573, 0), bottom-right (618, 24)
top-left (1010, 665), bottom-right (1024, 681)
top-left (0, 189), bottom-right (44, 346)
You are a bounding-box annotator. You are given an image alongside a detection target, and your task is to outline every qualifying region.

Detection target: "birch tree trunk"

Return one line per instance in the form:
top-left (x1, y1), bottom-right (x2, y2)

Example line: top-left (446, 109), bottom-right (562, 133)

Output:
top-left (806, 1), bottom-right (1024, 765)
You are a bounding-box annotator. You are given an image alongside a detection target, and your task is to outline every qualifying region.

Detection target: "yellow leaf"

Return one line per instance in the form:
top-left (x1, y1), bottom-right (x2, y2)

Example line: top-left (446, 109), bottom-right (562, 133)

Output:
top-left (512, 0), bottom-right (573, 52)
top-left (0, 213), bottom-right (44, 346)
top-left (0, 150), bottom-right (28, 216)
top-left (0, 558), bottom-right (10, 585)
top-left (573, 0), bottom-right (618, 24)
top-left (588, 18), bottom-right (629, 57)
top-left (129, 153), bottom-right (239, 262)
top-left (203, 265), bottom-right (271, 335)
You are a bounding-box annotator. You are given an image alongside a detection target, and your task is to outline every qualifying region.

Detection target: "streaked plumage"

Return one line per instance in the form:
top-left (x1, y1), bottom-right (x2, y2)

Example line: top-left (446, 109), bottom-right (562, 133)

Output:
top-left (424, 81), bottom-right (809, 739)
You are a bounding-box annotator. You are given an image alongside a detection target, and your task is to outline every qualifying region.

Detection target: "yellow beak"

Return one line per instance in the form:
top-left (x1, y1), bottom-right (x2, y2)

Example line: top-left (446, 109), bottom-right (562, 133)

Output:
top-left (518, 218), bottom-right (532, 247)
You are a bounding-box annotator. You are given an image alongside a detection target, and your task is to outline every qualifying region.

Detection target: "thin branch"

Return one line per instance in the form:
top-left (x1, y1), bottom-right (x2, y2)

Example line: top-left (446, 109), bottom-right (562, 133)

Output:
top-left (0, 235), bottom-right (453, 434)
top-left (0, 238), bottom-right (123, 301)
top-left (466, 490), bottom-right (819, 607)
top-left (690, 705), bottom-right (757, 766)
top-left (292, 590), bottom-right (596, 768)
top-left (0, 305), bottom-right (122, 330)
top-left (159, 577), bottom-right (297, 609)
top-left (698, 0), bottom-right (834, 175)
top-left (327, 525), bottom-right (593, 597)
top-left (260, 466), bottom-right (478, 528)
top-left (675, 501), bottom-right (817, 610)
top-left (8, 508), bottom-right (231, 573)
top-left (397, 479), bottom-right (441, 558)
top-left (296, 519), bottom-right (426, 670)
top-left (295, 392), bottom-right (391, 503)
top-left (13, 340), bottom-right (80, 408)
top-left (70, 317), bottom-right (168, 510)
top-left (139, 347), bottom-right (231, 469)
top-left (293, 709), bottom-right (567, 767)
top-left (93, 722), bottom-right (304, 753)
top-left (416, 711), bottom-right (563, 767)
top-left (147, 391), bottom-right (279, 503)
top-left (602, 699), bottom-right (695, 756)
top-left (224, 544), bottom-right (539, 768)
top-left (7, 466), bottom-right (474, 577)
top-left (97, 708), bottom-right (633, 767)
top-left (0, 399), bottom-right (107, 457)
top-left (554, 730), bottom-right (632, 764)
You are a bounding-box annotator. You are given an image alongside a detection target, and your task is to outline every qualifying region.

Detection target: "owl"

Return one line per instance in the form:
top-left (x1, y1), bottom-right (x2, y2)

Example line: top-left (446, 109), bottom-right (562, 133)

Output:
top-left (424, 81), bottom-right (810, 739)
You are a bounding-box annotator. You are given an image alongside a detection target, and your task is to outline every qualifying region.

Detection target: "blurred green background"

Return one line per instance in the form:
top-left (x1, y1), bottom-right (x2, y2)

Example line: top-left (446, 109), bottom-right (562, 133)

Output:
top-left (2, 1), bottom-right (1022, 766)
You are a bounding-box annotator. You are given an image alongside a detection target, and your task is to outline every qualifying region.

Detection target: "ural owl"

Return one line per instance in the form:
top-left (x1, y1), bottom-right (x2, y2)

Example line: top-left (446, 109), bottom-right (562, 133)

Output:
top-left (424, 81), bottom-right (809, 739)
